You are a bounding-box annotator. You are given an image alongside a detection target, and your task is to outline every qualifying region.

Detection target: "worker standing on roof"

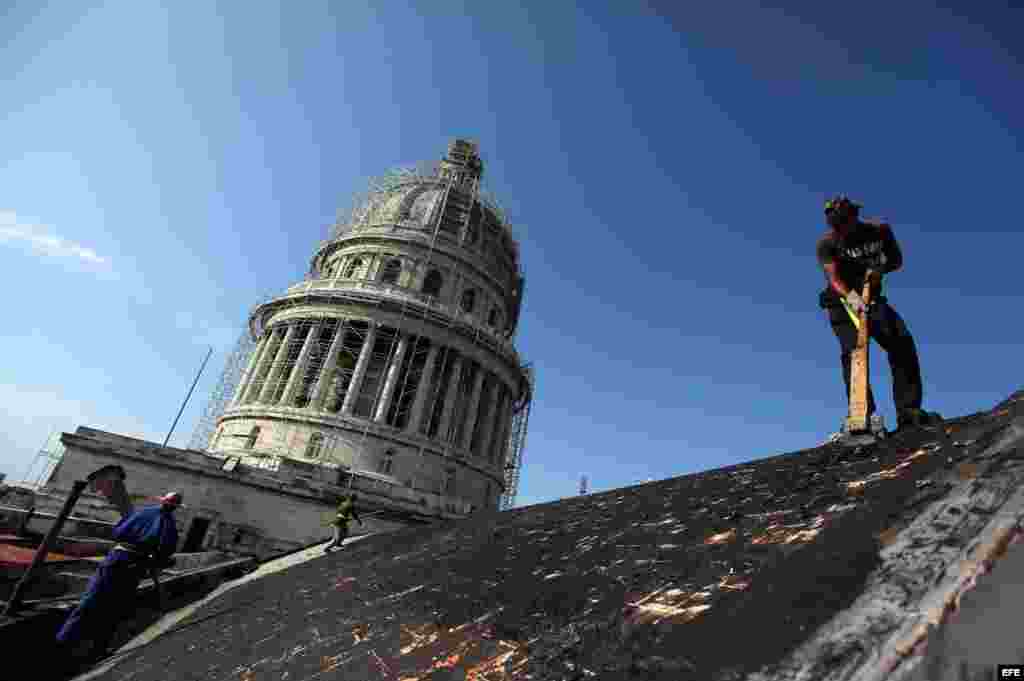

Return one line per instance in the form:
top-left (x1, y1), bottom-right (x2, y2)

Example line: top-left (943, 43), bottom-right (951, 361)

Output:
top-left (55, 492), bottom-right (181, 663)
top-left (816, 196), bottom-right (942, 441)
top-left (324, 493), bottom-right (362, 552)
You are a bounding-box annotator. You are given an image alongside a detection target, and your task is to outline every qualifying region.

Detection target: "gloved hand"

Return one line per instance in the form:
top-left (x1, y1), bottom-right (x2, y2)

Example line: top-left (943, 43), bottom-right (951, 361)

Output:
top-left (845, 290), bottom-right (866, 315)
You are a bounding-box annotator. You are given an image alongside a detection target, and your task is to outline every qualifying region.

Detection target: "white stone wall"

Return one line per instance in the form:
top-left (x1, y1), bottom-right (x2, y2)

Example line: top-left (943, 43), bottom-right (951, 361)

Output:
top-left (48, 434), bottom-right (336, 557)
top-left (320, 240), bottom-right (513, 334)
top-left (212, 415), bottom-right (505, 511)
top-left (48, 428), bottom-right (479, 556)
top-left (333, 194), bottom-right (520, 309)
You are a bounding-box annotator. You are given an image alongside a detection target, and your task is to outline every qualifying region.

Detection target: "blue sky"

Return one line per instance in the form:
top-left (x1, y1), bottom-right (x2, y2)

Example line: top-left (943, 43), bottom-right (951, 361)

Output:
top-left (1, 1), bottom-right (1020, 507)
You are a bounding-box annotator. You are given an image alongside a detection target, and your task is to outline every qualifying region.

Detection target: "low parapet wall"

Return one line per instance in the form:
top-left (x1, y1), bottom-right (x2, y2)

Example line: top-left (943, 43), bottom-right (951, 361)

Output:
top-left (0, 505), bottom-right (117, 542)
top-left (43, 427), bottom-right (469, 560)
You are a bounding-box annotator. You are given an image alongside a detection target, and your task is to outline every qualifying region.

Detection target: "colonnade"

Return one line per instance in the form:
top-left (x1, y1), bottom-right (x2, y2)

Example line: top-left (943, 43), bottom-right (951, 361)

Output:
top-left (230, 317), bottom-right (514, 464)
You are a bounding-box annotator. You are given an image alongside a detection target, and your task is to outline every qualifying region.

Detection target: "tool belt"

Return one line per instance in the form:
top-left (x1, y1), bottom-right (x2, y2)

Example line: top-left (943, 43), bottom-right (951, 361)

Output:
top-left (112, 542), bottom-right (157, 564)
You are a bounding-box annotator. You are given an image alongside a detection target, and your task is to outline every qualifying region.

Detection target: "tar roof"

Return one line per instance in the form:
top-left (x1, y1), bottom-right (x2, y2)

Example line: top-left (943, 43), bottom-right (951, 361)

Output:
top-left (79, 390), bottom-right (1024, 681)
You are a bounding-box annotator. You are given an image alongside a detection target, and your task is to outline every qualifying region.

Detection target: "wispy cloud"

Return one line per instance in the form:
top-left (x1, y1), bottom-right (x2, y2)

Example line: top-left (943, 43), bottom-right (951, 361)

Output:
top-left (0, 210), bottom-right (110, 266)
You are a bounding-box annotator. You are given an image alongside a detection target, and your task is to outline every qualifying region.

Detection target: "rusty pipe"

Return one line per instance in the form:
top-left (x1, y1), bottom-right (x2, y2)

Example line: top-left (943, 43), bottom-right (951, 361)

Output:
top-left (2, 480), bottom-right (88, 616)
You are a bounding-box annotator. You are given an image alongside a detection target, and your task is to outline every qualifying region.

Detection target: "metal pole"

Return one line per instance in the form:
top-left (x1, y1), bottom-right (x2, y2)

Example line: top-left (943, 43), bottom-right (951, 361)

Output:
top-left (2, 480), bottom-right (87, 616)
top-left (164, 346), bottom-right (214, 448)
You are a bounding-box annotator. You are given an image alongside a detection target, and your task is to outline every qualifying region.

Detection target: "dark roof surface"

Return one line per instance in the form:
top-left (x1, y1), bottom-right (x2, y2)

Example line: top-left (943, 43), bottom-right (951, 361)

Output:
top-left (79, 390), bottom-right (1024, 681)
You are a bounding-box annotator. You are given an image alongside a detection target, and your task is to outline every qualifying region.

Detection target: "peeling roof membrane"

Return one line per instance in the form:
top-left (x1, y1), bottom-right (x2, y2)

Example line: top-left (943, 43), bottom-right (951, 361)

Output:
top-left (71, 391), bottom-right (1024, 681)
top-left (705, 528), bottom-right (738, 545)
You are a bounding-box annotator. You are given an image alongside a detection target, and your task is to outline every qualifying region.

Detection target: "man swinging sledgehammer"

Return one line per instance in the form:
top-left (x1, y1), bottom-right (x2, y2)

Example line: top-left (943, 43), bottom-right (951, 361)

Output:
top-left (816, 195), bottom-right (942, 443)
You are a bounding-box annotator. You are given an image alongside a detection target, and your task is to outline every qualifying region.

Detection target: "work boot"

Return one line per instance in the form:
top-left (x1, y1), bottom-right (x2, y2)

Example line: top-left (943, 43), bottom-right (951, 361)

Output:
top-left (824, 429), bottom-right (844, 446)
top-left (897, 408), bottom-right (943, 432)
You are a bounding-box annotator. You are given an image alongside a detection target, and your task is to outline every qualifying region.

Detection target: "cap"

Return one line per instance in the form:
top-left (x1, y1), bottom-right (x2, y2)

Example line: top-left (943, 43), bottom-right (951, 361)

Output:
top-left (160, 491), bottom-right (183, 507)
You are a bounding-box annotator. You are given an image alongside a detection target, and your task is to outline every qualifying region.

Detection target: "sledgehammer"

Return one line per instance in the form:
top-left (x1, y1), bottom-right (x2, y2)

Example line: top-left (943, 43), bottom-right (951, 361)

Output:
top-left (840, 269), bottom-right (884, 446)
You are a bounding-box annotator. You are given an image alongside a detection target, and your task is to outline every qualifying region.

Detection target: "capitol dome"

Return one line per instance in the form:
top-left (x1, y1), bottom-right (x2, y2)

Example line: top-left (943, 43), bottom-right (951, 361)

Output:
top-left (350, 183), bottom-right (507, 236)
top-left (196, 138), bottom-right (532, 515)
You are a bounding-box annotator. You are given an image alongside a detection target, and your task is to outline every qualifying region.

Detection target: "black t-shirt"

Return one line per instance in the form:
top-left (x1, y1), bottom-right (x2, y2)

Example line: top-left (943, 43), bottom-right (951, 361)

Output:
top-left (816, 221), bottom-right (901, 305)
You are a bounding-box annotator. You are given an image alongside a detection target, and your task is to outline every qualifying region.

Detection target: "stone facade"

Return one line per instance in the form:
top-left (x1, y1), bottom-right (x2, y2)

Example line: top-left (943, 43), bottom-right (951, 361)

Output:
top-left (209, 139), bottom-right (530, 514)
top-left (44, 428), bottom-right (451, 559)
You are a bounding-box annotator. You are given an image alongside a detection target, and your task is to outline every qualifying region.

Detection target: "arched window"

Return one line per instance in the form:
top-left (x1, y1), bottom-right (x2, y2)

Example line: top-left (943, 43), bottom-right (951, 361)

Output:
top-left (444, 468), bottom-right (456, 495)
top-left (245, 426), bottom-right (260, 450)
top-left (422, 270), bottom-right (443, 298)
top-left (460, 289), bottom-right (476, 313)
top-left (379, 449), bottom-right (394, 475)
top-left (344, 258), bottom-right (363, 279)
top-left (380, 259), bottom-right (402, 285)
top-left (488, 307), bottom-right (501, 328)
top-left (305, 433), bottom-right (324, 459)
top-left (465, 222), bottom-right (479, 246)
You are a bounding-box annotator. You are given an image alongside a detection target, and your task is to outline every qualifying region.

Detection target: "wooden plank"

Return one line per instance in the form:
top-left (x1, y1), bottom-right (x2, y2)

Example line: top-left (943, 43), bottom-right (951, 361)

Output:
top-left (847, 271), bottom-right (878, 433)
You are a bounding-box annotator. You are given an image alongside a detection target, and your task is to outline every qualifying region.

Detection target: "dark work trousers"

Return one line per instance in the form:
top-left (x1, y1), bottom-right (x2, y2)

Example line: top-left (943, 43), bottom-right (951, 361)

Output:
top-left (828, 297), bottom-right (924, 416)
top-left (325, 523), bottom-right (349, 550)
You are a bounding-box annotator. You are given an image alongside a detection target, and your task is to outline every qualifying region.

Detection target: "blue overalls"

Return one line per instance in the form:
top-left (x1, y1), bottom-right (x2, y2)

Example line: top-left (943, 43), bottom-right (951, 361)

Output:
top-left (56, 505), bottom-right (178, 654)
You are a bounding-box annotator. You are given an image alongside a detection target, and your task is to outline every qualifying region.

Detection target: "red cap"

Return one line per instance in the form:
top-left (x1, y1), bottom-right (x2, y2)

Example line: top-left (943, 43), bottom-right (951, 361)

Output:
top-left (160, 491), bottom-right (183, 507)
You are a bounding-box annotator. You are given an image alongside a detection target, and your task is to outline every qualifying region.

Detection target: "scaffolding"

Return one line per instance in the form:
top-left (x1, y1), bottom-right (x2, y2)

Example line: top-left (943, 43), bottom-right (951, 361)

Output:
top-left (186, 139), bottom-right (530, 512)
top-left (501, 364), bottom-right (533, 510)
top-left (17, 429), bottom-right (67, 489)
top-left (323, 162), bottom-right (517, 252)
top-left (187, 327), bottom-right (259, 451)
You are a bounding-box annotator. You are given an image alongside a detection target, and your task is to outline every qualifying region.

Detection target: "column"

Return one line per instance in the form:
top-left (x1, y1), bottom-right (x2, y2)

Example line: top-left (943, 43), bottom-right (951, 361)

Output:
top-left (363, 253), bottom-right (378, 285)
top-left (460, 366), bottom-right (486, 450)
top-left (310, 320), bottom-right (346, 409)
top-left (451, 273), bottom-right (464, 315)
top-left (340, 323), bottom-right (377, 415)
top-left (233, 332), bottom-right (271, 405)
top-left (407, 344), bottom-right (440, 434)
top-left (476, 380), bottom-right (503, 461)
top-left (258, 324), bottom-right (296, 403)
top-left (241, 328), bottom-right (281, 403)
top-left (437, 355), bottom-right (464, 443)
top-left (280, 322), bottom-right (322, 405)
top-left (374, 333), bottom-right (410, 423)
top-left (331, 257), bottom-right (344, 285)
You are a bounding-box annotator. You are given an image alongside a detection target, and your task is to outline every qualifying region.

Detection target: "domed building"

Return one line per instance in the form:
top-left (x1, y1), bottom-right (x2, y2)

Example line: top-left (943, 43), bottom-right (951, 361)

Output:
top-left (204, 139), bottom-right (532, 515)
top-left (37, 140), bottom-right (531, 559)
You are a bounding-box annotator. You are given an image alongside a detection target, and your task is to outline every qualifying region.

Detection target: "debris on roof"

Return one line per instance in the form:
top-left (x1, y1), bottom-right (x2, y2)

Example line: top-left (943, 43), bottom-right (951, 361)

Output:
top-left (73, 389), bottom-right (1024, 680)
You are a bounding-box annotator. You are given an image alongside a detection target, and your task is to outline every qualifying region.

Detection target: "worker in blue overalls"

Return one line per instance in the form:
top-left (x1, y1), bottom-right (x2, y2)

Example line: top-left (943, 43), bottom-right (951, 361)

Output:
top-left (56, 491), bottom-right (181, 663)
